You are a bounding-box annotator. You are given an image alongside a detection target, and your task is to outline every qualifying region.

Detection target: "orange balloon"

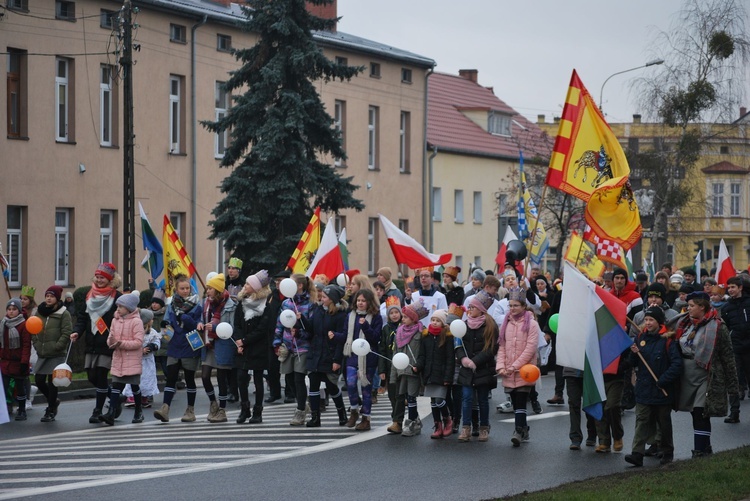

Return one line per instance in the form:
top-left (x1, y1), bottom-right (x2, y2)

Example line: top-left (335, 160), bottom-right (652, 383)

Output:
top-left (26, 316), bottom-right (43, 335)
top-left (519, 364), bottom-right (540, 383)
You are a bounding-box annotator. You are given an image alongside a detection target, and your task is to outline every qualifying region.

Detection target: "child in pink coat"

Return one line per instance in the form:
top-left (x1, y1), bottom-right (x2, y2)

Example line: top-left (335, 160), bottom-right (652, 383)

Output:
top-left (496, 288), bottom-right (540, 447)
top-left (101, 293), bottom-right (144, 425)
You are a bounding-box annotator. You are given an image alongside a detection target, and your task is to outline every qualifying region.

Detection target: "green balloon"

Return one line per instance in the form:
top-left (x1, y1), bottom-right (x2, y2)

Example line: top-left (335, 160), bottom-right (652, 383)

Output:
top-left (549, 313), bottom-right (560, 333)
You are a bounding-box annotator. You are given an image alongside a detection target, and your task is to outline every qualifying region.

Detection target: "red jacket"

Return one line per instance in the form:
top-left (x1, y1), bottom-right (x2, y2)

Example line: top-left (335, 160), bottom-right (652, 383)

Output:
top-left (611, 281), bottom-right (644, 320)
top-left (0, 320), bottom-right (31, 376)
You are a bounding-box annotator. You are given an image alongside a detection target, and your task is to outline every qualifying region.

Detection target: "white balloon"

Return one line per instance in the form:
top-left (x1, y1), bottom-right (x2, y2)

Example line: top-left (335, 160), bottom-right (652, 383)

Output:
top-left (450, 319), bottom-right (467, 339)
top-left (216, 322), bottom-right (233, 339)
top-left (352, 338), bottom-right (370, 356)
top-left (52, 363), bottom-right (73, 388)
top-left (392, 352), bottom-right (410, 370)
top-left (280, 309), bottom-right (297, 329)
top-left (206, 271), bottom-right (218, 282)
top-left (279, 278), bottom-right (298, 298)
top-left (336, 273), bottom-right (348, 287)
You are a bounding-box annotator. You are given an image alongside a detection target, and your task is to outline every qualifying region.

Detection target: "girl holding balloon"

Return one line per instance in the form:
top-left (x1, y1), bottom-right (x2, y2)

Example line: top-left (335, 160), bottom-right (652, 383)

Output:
top-left (496, 288), bottom-right (541, 447)
top-left (1, 298), bottom-right (31, 420)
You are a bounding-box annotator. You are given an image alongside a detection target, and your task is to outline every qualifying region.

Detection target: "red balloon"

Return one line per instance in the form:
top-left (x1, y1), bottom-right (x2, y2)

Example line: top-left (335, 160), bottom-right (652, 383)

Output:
top-left (519, 364), bottom-right (540, 383)
top-left (26, 316), bottom-right (43, 335)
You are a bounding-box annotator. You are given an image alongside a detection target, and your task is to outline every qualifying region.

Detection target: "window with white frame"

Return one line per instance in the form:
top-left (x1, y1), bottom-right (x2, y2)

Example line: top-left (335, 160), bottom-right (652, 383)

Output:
top-left (170, 212), bottom-right (183, 238)
top-left (334, 215), bottom-right (347, 236)
top-left (454, 189), bottom-right (464, 223)
top-left (368, 217), bottom-right (378, 275)
top-left (55, 58), bottom-right (69, 141)
top-left (334, 100), bottom-right (346, 167)
top-left (100, 210), bottom-right (114, 263)
top-left (100, 65), bottom-right (113, 146)
top-left (399, 111), bottom-right (410, 173)
top-left (169, 76), bottom-right (181, 153)
top-left (216, 34), bottom-right (231, 52)
top-left (6, 206), bottom-right (23, 286)
top-left (432, 187), bottom-right (442, 221)
top-left (55, 209), bottom-right (70, 285)
top-left (474, 256), bottom-right (482, 270)
top-left (473, 191), bottom-right (482, 223)
top-left (169, 24), bottom-right (186, 43)
top-left (6, 49), bottom-right (25, 138)
top-left (488, 111), bottom-right (511, 136)
top-left (214, 81), bottom-right (229, 158)
top-left (731, 182), bottom-right (741, 217)
top-left (712, 183), bottom-right (724, 216)
top-left (368, 106), bottom-right (379, 170)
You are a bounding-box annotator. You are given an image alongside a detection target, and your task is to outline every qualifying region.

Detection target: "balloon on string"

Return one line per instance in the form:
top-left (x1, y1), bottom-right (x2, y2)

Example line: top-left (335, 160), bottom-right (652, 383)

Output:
top-left (336, 273), bottom-right (348, 287)
top-left (450, 319), bottom-right (467, 339)
top-left (352, 338), bottom-right (371, 356)
top-left (279, 309), bottom-right (297, 329)
top-left (215, 322), bottom-right (233, 340)
top-left (26, 316), bottom-right (43, 335)
top-left (279, 278), bottom-right (298, 298)
top-left (52, 363), bottom-right (73, 387)
top-left (206, 271), bottom-right (218, 282)
top-left (548, 313), bottom-right (560, 333)
top-left (392, 352), bottom-right (410, 370)
top-left (519, 364), bottom-right (541, 383)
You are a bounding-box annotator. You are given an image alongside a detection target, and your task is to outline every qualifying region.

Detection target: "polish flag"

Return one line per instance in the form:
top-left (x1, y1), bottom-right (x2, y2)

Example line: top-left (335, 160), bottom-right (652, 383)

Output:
top-left (495, 226), bottom-right (524, 275)
top-left (715, 239), bottom-right (735, 287)
top-left (306, 218), bottom-right (344, 280)
top-left (379, 214), bottom-right (452, 269)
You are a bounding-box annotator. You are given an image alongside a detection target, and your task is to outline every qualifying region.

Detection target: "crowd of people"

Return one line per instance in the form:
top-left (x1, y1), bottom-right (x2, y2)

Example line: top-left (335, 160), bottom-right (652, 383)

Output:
top-left (2, 257), bottom-right (747, 469)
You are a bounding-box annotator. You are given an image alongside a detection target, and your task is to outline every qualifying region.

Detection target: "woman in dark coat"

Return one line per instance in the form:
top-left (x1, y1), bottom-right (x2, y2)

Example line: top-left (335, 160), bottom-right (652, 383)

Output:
top-left (1, 298), bottom-right (31, 420)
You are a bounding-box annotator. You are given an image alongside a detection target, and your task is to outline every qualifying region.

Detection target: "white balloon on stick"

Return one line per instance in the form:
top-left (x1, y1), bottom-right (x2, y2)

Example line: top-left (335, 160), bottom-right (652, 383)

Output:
top-left (336, 273), bottom-right (348, 287)
top-left (279, 278), bottom-right (298, 298)
top-left (279, 309), bottom-right (297, 329)
top-left (450, 319), bottom-right (467, 339)
top-left (352, 338), bottom-right (371, 356)
top-left (216, 322), bottom-right (233, 339)
top-left (392, 352), bottom-right (410, 370)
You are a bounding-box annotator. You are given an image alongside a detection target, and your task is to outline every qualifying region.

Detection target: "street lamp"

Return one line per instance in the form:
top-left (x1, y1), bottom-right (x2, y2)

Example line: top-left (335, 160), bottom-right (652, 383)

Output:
top-left (599, 58), bottom-right (665, 111)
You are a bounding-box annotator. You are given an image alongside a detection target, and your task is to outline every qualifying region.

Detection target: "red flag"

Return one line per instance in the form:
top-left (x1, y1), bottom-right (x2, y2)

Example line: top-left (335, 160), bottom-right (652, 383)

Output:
top-left (305, 217), bottom-right (344, 280)
top-left (379, 214), bottom-right (451, 269)
top-left (715, 239), bottom-right (735, 286)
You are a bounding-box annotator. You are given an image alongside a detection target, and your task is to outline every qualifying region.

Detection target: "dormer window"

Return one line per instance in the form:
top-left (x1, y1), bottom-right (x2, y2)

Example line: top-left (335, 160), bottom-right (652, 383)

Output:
top-left (488, 111), bottom-right (511, 137)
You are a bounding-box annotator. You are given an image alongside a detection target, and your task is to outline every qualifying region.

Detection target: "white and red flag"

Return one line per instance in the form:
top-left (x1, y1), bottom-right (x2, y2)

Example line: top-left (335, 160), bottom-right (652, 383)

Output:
top-left (379, 214), bottom-right (451, 269)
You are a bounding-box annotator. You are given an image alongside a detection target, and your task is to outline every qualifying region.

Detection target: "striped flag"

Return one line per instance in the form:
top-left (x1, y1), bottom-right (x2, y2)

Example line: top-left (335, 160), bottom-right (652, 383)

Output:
top-left (625, 249), bottom-right (634, 279)
top-left (163, 215), bottom-right (196, 296)
top-left (306, 218), bottom-right (344, 280)
top-left (715, 239), bottom-right (735, 287)
top-left (287, 207), bottom-right (321, 274)
top-left (379, 214), bottom-right (451, 269)
top-left (139, 203), bottom-right (163, 280)
top-left (338, 227), bottom-right (349, 271)
top-left (518, 152), bottom-right (549, 264)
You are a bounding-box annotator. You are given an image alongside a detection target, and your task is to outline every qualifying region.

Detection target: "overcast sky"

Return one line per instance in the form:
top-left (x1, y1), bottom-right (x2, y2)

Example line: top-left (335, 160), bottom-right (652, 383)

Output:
top-left (337, 0), bottom-right (699, 125)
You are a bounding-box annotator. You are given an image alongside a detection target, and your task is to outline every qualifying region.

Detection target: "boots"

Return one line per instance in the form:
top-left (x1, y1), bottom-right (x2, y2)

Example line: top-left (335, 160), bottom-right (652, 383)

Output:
top-left (248, 405), bottom-right (263, 424)
top-left (15, 408), bottom-right (27, 421)
top-left (625, 452), bottom-right (644, 467)
top-left (724, 410), bottom-right (740, 423)
top-left (387, 421), bottom-right (402, 434)
top-left (471, 409), bottom-right (480, 437)
top-left (401, 419), bottom-right (416, 437)
top-left (206, 401), bottom-right (220, 422)
top-left (213, 407), bottom-right (228, 423)
top-left (237, 403), bottom-right (251, 424)
top-left (89, 408), bottom-right (102, 424)
top-left (511, 427), bottom-right (524, 447)
top-left (181, 405), bottom-right (196, 422)
top-left (132, 397), bottom-right (144, 423)
top-left (154, 404), bottom-right (170, 422)
top-left (336, 407), bottom-right (348, 426)
top-left (290, 409), bottom-right (306, 426)
top-left (431, 420), bottom-right (444, 439)
top-left (306, 411), bottom-right (321, 428)
top-left (345, 408), bottom-right (359, 428)
top-left (99, 405), bottom-right (117, 426)
top-left (41, 406), bottom-right (55, 423)
top-left (354, 416), bottom-right (370, 431)
top-left (522, 425), bottom-right (530, 442)
top-left (478, 425), bottom-right (490, 442)
top-left (442, 416), bottom-right (454, 437)
top-left (458, 425), bottom-right (472, 442)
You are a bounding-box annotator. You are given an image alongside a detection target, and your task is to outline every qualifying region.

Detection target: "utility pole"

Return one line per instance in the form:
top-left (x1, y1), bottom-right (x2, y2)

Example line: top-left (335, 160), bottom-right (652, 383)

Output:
top-left (120, 0), bottom-right (136, 290)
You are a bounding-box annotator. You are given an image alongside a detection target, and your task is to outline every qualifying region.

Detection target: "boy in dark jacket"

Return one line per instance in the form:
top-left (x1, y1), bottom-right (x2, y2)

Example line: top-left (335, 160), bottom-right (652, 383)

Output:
top-left (625, 307), bottom-right (683, 467)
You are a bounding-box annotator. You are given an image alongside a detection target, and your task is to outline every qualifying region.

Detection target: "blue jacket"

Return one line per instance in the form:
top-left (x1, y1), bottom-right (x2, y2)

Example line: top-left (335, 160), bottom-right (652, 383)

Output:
top-left (630, 327), bottom-right (683, 406)
top-left (165, 300), bottom-right (203, 359)
top-left (306, 302), bottom-right (347, 373)
top-left (336, 311), bottom-right (383, 370)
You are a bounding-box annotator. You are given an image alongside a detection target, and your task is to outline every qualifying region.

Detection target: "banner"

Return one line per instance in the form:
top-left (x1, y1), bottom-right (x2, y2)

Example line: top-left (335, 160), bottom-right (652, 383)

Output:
top-left (564, 232), bottom-right (605, 279)
top-left (163, 215), bottom-right (197, 296)
top-left (287, 207), bottom-right (321, 274)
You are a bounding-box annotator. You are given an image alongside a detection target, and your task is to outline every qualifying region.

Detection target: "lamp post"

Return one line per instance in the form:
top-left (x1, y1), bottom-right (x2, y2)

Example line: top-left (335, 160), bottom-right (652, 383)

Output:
top-left (599, 58), bottom-right (664, 111)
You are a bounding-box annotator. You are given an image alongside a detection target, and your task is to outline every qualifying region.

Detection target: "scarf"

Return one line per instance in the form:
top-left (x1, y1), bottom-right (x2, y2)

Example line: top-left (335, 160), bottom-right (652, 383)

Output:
top-left (498, 310), bottom-right (533, 345)
top-left (242, 295), bottom-right (267, 321)
top-left (204, 290), bottom-right (229, 325)
top-left (86, 285), bottom-right (117, 334)
top-left (466, 313), bottom-right (486, 331)
top-left (396, 322), bottom-right (420, 349)
top-left (172, 293), bottom-right (199, 315)
top-left (0, 314), bottom-right (24, 349)
top-left (344, 311), bottom-right (372, 385)
top-left (676, 308), bottom-right (720, 370)
top-left (37, 301), bottom-right (62, 317)
top-left (428, 324), bottom-right (443, 336)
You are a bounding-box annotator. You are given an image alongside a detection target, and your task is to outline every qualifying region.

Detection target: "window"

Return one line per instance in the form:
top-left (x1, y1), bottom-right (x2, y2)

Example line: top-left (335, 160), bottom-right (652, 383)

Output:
top-left (666, 244), bottom-right (674, 264)
top-left (100, 9), bottom-right (116, 29)
top-left (169, 75), bottom-right (184, 153)
top-left (6, 0), bottom-right (28, 11)
top-left (55, 0), bottom-right (75, 20)
top-left (720, 145), bottom-right (730, 155)
top-left (401, 68), bottom-right (412, 83)
top-left (100, 210), bottom-right (114, 263)
top-left (55, 58), bottom-right (73, 142)
top-left (6, 206), bottom-right (24, 286)
top-left (217, 34), bottom-right (231, 52)
top-left (367, 218), bottom-right (379, 275)
top-left (369, 62), bottom-right (380, 78)
top-left (170, 212), bottom-right (184, 238)
top-left (55, 209), bottom-right (70, 285)
top-left (399, 111), bottom-right (410, 173)
top-left (455, 256), bottom-right (463, 283)
top-left (712, 183), bottom-right (724, 216)
top-left (368, 106), bottom-right (379, 170)
top-left (334, 215), bottom-right (347, 236)
top-left (335, 56), bottom-right (348, 66)
top-left (473, 191), bottom-right (482, 223)
top-left (454, 189), bottom-right (464, 223)
top-left (731, 182), bottom-right (741, 217)
top-left (432, 187), bottom-right (442, 221)
top-left (6, 49), bottom-right (26, 138)
top-left (334, 100), bottom-right (346, 167)
top-left (214, 81), bottom-right (229, 158)
top-left (488, 111), bottom-right (511, 136)
top-left (170, 24), bottom-right (186, 43)
top-left (474, 256), bottom-right (482, 270)
top-left (100, 65), bottom-right (113, 146)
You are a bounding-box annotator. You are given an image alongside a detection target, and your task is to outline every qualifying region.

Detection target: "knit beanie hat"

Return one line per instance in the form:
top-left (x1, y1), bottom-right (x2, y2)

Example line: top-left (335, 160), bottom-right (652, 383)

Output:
top-left (646, 282), bottom-right (667, 299)
top-left (246, 270), bottom-right (270, 292)
top-left (403, 299), bottom-right (429, 323)
top-left (643, 306), bottom-right (665, 326)
top-left (116, 293), bottom-right (139, 312)
top-left (95, 262), bottom-right (116, 281)
top-left (273, 269), bottom-right (291, 279)
top-left (206, 273), bottom-right (226, 294)
top-left (322, 284), bottom-right (345, 305)
top-left (443, 266), bottom-right (461, 281)
top-left (139, 308), bottom-right (154, 325)
top-left (6, 297), bottom-right (22, 312)
top-left (612, 267), bottom-right (629, 281)
top-left (151, 288), bottom-right (166, 307)
top-left (470, 290), bottom-right (494, 314)
top-left (376, 267), bottom-right (392, 281)
top-left (669, 273), bottom-right (684, 284)
top-left (45, 285), bottom-right (63, 301)
top-left (471, 268), bottom-right (486, 283)
top-left (431, 309), bottom-right (448, 326)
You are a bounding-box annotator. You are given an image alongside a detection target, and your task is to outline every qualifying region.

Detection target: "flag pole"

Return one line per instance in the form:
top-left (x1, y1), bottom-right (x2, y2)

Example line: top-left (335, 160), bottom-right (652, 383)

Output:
top-left (625, 316), bottom-right (669, 397)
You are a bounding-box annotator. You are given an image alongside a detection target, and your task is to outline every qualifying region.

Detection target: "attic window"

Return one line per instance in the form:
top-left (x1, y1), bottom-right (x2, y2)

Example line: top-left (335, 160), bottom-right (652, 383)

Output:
top-left (488, 111), bottom-right (511, 137)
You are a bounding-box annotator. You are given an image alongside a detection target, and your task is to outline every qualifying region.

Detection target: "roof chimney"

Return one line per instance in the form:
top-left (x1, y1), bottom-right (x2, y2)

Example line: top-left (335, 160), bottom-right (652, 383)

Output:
top-left (537, 114), bottom-right (545, 124)
top-left (633, 114), bottom-right (641, 124)
top-left (458, 69), bottom-right (478, 83)
top-left (305, 0), bottom-right (338, 31)
top-left (553, 116), bottom-right (560, 124)
top-left (741, 106), bottom-right (747, 119)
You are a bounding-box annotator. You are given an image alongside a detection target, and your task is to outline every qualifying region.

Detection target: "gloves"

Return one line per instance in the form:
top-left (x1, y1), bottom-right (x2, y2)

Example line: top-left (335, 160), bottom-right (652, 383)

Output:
top-left (461, 357), bottom-right (476, 370)
top-left (160, 320), bottom-right (169, 329)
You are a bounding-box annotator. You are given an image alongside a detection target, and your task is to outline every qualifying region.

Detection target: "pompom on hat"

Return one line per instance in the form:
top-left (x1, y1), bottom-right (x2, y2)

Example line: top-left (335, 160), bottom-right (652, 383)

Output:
top-left (95, 262), bottom-right (116, 281)
top-left (246, 270), bottom-right (270, 292)
top-left (206, 273), bottom-right (226, 294)
top-left (6, 297), bottom-right (22, 312)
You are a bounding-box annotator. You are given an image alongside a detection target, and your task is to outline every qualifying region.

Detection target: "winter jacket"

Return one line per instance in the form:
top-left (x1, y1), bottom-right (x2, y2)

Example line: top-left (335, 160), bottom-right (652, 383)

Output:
top-left (390, 327), bottom-right (422, 383)
top-left (496, 313), bottom-right (540, 389)
top-left (274, 293), bottom-right (313, 354)
top-left (164, 298), bottom-right (203, 359)
top-left (456, 322), bottom-right (498, 388)
top-left (444, 285), bottom-right (464, 309)
top-left (75, 290), bottom-right (122, 356)
top-left (151, 305), bottom-right (168, 357)
top-left (629, 304), bottom-right (678, 338)
top-left (336, 311), bottom-right (383, 370)
top-left (383, 284), bottom-right (404, 306)
top-left (629, 327), bottom-right (682, 405)
top-left (306, 302), bottom-right (347, 373)
top-left (233, 288), bottom-right (274, 370)
top-left (32, 305), bottom-right (72, 359)
top-left (417, 331), bottom-right (454, 386)
top-left (378, 321), bottom-right (398, 376)
top-left (611, 281), bottom-right (644, 320)
top-left (0, 319), bottom-right (31, 376)
top-left (720, 292), bottom-right (750, 350)
top-left (201, 292), bottom-right (237, 367)
top-left (107, 309), bottom-right (145, 377)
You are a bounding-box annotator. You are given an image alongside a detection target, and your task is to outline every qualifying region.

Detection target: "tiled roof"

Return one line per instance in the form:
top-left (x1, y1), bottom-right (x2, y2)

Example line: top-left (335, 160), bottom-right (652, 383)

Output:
top-left (427, 72), bottom-right (552, 162)
top-left (701, 161), bottom-right (749, 174)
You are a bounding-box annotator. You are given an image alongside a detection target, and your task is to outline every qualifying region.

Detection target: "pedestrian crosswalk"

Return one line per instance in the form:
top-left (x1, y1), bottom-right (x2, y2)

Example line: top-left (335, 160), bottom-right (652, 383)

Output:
top-left (0, 400), bottom-right (396, 500)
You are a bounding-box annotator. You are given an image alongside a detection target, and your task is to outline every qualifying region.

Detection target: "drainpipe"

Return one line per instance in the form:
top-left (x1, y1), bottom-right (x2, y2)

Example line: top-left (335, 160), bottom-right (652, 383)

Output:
top-left (422, 64), bottom-right (435, 247)
top-left (428, 145), bottom-right (438, 252)
top-left (190, 15), bottom-right (207, 261)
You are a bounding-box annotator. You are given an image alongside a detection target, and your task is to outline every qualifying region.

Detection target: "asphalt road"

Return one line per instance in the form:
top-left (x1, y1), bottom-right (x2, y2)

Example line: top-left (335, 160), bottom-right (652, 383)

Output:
top-left (2, 375), bottom-right (749, 501)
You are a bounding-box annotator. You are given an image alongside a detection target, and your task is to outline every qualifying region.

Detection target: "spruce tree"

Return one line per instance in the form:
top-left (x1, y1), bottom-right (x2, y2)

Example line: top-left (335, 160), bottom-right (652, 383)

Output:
top-left (204, 0), bottom-right (364, 273)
